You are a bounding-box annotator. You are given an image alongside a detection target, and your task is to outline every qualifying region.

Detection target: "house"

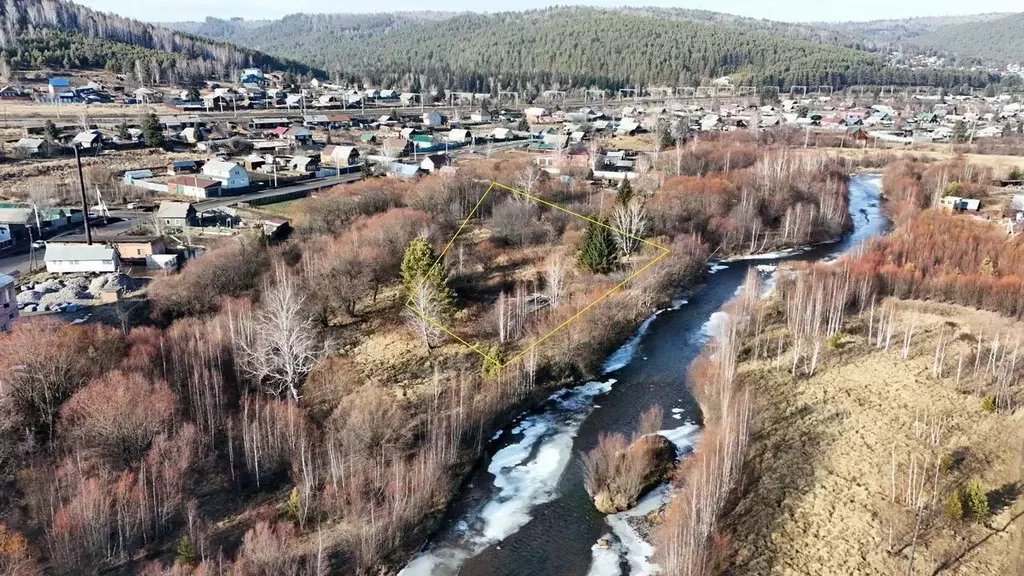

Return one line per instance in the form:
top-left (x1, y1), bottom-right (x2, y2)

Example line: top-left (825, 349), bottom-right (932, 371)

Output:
top-left (240, 68), bottom-right (266, 87)
top-left (447, 129), bottom-right (471, 144)
top-left (0, 86), bottom-right (25, 99)
top-left (0, 222), bottom-right (11, 249)
top-left (167, 175), bottom-right (222, 199)
top-left (524, 107), bottom-right (550, 121)
top-left (381, 138), bottom-right (411, 158)
top-left (420, 154), bottom-right (452, 173)
top-left (44, 244), bottom-right (119, 274)
top-left (48, 78), bottom-right (71, 97)
top-left (123, 169), bottom-right (154, 184)
top-left (939, 196), bottom-right (980, 213)
top-left (72, 130), bottom-right (102, 149)
top-left (976, 126), bottom-right (1004, 139)
top-left (321, 145), bottom-right (360, 167)
top-left (202, 160), bottom-right (250, 189)
top-left (180, 127), bottom-right (201, 144)
top-left (422, 111), bottom-right (445, 128)
top-left (157, 202), bottom-right (198, 229)
top-left (283, 127), bottom-right (313, 144)
top-left (1011, 195), bottom-right (1024, 219)
top-left (50, 235), bottom-right (167, 264)
top-left (289, 155), bottom-right (320, 173)
top-left (167, 160), bottom-right (198, 175)
top-left (0, 273), bottom-right (17, 334)
top-left (13, 138), bottom-right (54, 157)
top-left (490, 127), bottom-right (512, 140)
top-left (0, 209), bottom-right (32, 242)
top-left (470, 110), bottom-right (492, 123)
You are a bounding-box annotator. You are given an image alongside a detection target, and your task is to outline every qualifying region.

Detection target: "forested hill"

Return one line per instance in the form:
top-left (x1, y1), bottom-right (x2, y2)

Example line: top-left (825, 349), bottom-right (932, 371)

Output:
top-left (913, 13), bottom-right (1024, 64)
top-left (164, 13), bottom-right (458, 50)
top-left (0, 0), bottom-right (321, 83)
top-left (169, 8), bottom-right (996, 91)
top-left (821, 13), bottom-right (1012, 53)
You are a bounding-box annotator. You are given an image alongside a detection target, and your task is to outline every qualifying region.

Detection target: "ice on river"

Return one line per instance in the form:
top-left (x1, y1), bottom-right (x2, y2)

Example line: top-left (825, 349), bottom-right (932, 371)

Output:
top-left (399, 378), bottom-right (616, 576)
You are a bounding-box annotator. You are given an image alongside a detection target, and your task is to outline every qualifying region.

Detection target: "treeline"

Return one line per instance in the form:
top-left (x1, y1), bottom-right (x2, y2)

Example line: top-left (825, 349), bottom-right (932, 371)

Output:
top-left (178, 7), bottom-right (996, 92)
top-left (0, 0), bottom-right (320, 80)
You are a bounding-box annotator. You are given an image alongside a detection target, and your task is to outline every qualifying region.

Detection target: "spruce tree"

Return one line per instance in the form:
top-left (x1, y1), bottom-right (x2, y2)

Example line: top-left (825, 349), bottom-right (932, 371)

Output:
top-left (140, 112), bottom-right (165, 148)
top-left (616, 178), bottom-right (634, 206)
top-left (401, 237), bottom-right (454, 308)
top-left (578, 219), bottom-right (619, 274)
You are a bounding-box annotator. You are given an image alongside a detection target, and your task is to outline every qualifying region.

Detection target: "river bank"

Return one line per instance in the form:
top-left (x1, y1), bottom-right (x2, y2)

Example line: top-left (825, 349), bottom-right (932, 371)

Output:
top-left (397, 173), bottom-right (887, 575)
top-left (725, 299), bottom-right (1024, 575)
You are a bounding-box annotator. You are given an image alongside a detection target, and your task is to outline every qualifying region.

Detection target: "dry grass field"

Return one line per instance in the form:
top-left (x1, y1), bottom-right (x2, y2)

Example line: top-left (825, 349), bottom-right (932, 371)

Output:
top-left (727, 299), bottom-right (1024, 576)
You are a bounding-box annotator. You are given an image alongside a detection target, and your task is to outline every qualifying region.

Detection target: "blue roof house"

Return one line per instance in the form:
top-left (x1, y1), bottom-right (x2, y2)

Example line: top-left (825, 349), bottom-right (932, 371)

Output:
top-left (48, 77), bottom-right (71, 96)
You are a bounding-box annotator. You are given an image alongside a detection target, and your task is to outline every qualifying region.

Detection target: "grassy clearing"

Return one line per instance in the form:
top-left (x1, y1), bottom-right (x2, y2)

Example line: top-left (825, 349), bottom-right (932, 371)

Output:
top-left (727, 299), bottom-right (1024, 576)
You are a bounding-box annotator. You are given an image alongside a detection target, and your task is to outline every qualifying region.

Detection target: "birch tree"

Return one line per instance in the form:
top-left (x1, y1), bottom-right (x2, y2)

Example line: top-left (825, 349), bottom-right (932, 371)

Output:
top-left (612, 197), bottom-right (647, 257)
top-left (232, 267), bottom-right (327, 401)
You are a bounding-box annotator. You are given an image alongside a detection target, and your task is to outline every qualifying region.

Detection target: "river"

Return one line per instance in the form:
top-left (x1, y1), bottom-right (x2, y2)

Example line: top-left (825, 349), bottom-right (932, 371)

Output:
top-left (400, 173), bottom-right (889, 576)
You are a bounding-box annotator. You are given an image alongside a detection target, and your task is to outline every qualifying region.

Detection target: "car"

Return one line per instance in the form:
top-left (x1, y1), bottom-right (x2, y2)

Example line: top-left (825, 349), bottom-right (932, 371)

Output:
top-left (31, 240), bottom-right (46, 249)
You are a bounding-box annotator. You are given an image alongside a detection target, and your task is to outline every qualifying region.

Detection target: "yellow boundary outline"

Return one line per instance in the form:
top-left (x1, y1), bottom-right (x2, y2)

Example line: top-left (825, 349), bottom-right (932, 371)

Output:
top-left (405, 180), bottom-right (671, 370)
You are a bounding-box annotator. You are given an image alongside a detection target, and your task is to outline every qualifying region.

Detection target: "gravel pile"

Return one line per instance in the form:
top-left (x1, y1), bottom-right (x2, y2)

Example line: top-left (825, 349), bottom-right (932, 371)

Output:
top-left (17, 280), bottom-right (62, 305)
top-left (89, 273), bottom-right (143, 294)
top-left (17, 273), bottom-right (141, 309)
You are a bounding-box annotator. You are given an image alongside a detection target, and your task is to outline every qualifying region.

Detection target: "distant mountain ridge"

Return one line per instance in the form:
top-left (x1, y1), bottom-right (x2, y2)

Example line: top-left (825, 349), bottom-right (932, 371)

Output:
top-left (160, 7), bottom-right (997, 91)
top-left (912, 12), bottom-right (1024, 63)
top-left (0, 0), bottom-right (321, 82)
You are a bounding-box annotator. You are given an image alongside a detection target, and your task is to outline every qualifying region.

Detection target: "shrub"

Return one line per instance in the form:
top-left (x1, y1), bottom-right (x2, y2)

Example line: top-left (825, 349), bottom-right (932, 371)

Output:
top-left (175, 536), bottom-right (196, 566)
top-left (944, 489), bottom-right (964, 521)
top-left (964, 477), bottom-right (989, 519)
top-left (827, 332), bottom-right (842, 350)
top-left (981, 395), bottom-right (997, 413)
top-left (481, 345), bottom-right (504, 380)
top-left (284, 487), bottom-right (302, 524)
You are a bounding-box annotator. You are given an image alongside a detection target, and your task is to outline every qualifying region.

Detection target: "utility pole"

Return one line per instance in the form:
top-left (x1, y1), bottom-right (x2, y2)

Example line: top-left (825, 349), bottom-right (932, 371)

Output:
top-left (73, 144), bottom-right (92, 245)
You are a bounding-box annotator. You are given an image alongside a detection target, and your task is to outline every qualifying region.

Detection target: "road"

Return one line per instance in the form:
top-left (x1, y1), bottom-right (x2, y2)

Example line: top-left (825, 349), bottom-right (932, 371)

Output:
top-left (0, 141), bottom-right (526, 277)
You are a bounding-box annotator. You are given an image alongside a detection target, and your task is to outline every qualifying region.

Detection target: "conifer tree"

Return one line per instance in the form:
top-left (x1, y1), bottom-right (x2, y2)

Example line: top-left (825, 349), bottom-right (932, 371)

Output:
top-left (401, 237), bottom-right (454, 309)
top-left (578, 219), bottom-right (619, 274)
top-left (617, 178), bottom-right (634, 206)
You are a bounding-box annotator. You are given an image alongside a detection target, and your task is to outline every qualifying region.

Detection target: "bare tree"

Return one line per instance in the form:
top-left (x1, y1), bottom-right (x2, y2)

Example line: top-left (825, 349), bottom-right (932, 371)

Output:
top-left (612, 197), bottom-right (648, 257)
top-left (405, 279), bottom-right (445, 349)
top-left (545, 254), bottom-right (567, 309)
top-left (232, 267), bottom-right (328, 401)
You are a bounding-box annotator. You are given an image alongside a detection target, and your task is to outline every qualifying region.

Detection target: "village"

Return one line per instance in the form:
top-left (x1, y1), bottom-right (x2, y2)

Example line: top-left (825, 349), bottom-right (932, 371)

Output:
top-left (2, 67), bottom-right (1024, 329)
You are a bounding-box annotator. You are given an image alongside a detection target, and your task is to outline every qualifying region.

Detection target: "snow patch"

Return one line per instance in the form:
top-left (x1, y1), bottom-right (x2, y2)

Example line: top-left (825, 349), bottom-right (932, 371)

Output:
top-left (708, 262), bottom-right (728, 274)
top-left (603, 309), bottom-right (659, 373)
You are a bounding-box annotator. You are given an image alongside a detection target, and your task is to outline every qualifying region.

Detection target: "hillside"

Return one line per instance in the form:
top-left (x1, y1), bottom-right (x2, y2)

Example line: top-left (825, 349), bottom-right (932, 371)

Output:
top-left (167, 8), bottom-right (994, 91)
top-left (914, 12), bottom-right (1024, 64)
top-left (0, 0), bottom-right (320, 83)
top-left (823, 13), bottom-right (1012, 52)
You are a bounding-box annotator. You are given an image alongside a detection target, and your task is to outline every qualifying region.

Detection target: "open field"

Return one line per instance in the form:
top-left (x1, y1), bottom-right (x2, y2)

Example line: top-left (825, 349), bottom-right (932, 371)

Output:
top-left (727, 298), bottom-right (1024, 575)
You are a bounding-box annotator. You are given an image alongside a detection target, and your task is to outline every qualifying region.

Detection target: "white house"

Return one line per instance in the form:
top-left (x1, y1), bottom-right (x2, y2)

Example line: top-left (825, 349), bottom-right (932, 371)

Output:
top-left (44, 244), bottom-right (119, 274)
top-left (0, 273), bottom-right (16, 333)
top-left (420, 154), bottom-right (452, 173)
top-left (202, 160), bottom-right (250, 189)
top-left (524, 107), bottom-right (550, 121)
top-left (447, 129), bottom-right (471, 144)
top-left (470, 110), bottom-right (492, 123)
top-left (321, 145), bottom-right (360, 167)
top-left (0, 223), bottom-right (12, 249)
top-left (422, 111), bottom-right (445, 128)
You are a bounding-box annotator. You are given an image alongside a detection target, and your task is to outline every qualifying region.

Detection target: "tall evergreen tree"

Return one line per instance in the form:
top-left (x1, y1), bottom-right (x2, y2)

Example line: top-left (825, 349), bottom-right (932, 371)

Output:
top-left (401, 237), bottom-right (454, 308)
top-left (617, 178), bottom-right (635, 206)
top-left (140, 112), bottom-right (165, 148)
top-left (578, 219), bottom-right (619, 274)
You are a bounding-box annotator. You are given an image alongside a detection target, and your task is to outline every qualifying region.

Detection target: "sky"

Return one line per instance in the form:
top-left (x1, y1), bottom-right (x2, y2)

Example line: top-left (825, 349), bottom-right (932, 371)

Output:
top-left (76, 0), bottom-right (1022, 23)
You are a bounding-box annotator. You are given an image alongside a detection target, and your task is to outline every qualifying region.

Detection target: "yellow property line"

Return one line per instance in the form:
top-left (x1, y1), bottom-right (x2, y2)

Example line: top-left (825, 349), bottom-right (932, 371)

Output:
top-left (405, 180), bottom-right (671, 369)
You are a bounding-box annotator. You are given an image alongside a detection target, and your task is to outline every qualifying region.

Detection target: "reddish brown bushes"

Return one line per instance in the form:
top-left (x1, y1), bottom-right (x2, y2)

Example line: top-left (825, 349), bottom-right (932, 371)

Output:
top-left (61, 371), bottom-right (177, 469)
